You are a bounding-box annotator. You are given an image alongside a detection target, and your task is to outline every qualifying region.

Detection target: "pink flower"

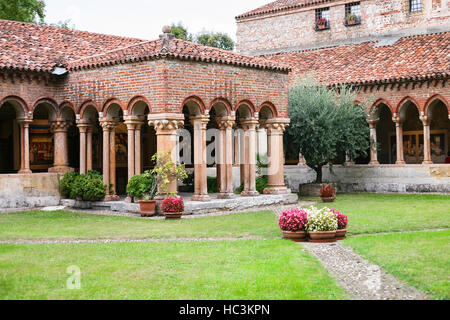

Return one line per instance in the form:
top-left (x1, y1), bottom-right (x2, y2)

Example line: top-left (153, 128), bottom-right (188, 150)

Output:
top-left (162, 197), bottom-right (184, 213)
top-left (278, 209), bottom-right (308, 232)
top-left (331, 208), bottom-right (348, 229)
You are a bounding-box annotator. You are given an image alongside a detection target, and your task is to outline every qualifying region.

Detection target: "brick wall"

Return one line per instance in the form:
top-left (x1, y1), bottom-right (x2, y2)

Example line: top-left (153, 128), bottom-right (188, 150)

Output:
top-left (236, 0), bottom-right (450, 54)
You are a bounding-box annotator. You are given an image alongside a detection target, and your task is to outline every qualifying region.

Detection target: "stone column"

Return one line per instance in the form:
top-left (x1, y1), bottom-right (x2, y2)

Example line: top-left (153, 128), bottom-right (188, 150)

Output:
top-left (263, 118), bottom-right (291, 195)
top-left (135, 122), bottom-right (143, 175)
top-left (190, 115), bottom-right (210, 202)
top-left (240, 118), bottom-right (259, 196)
top-left (217, 116), bottom-right (235, 199)
top-left (86, 126), bottom-right (93, 172)
top-left (99, 119), bottom-right (116, 201)
top-left (393, 117), bottom-right (405, 165)
top-left (148, 113), bottom-right (185, 198)
top-left (76, 120), bottom-right (90, 174)
top-left (298, 153), bottom-right (307, 167)
top-left (124, 117), bottom-right (137, 182)
top-left (368, 120), bottom-right (380, 165)
top-left (49, 118), bottom-right (73, 173)
top-left (420, 115), bottom-right (433, 164)
top-left (18, 119), bottom-right (32, 174)
top-left (109, 121), bottom-right (119, 200)
top-left (344, 154), bottom-right (355, 166)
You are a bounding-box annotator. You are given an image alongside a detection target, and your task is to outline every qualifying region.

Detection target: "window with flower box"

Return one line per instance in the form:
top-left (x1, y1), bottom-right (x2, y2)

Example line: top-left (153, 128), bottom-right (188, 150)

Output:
top-left (315, 7), bottom-right (330, 31)
top-left (345, 2), bottom-right (361, 26)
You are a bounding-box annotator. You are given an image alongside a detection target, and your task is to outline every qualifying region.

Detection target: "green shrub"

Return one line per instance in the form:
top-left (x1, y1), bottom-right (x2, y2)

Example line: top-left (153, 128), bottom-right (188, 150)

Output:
top-left (60, 171), bottom-right (79, 199)
top-left (236, 176), bottom-right (268, 194)
top-left (207, 176), bottom-right (218, 194)
top-left (126, 171), bottom-right (157, 200)
top-left (70, 170), bottom-right (107, 201)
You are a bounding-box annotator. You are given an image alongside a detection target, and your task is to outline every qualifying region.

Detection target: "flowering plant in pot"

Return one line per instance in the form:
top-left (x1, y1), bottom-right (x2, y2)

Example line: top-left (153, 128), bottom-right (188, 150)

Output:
top-left (316, 18), bottom-right (328, 29)
top-left (320, 184), bottom-right (336, 202)
top-left (126, 171), bottom-right (157, 217)
top-left (305, 206), bottom-right (338, 242)
top-left (278, 209), bottom-right (309, 242)
top-left (331, 208), bottom-right (348, 240)
top-left (161, 197), bottom-right (185, 220)
top-left (346, 13), bottom-right (358, 25)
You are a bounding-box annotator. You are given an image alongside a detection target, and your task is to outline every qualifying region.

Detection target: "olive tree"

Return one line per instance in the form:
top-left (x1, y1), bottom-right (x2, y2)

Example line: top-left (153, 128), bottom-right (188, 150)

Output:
top-left (285, 76), bottom-right (370, 183)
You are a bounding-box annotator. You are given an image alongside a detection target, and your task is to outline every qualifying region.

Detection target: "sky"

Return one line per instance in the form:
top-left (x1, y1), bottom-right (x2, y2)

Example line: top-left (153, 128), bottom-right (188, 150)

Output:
top-left (44, 0), bottom-right (270, 41)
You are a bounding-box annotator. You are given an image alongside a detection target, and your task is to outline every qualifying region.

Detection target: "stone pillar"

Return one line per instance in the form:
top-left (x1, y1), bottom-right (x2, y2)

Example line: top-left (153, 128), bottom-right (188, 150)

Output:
top-left (190, 115), bottom-right (210, 202)
top-left (77, 120), bottom-right (89, 174)
top-left (344, 154), bottom-right (355, 166)
top-left (100, 119), bottom-right (117, 201)
top-left (368, 120), bottom-right (380, 165)
top-left (18, 119), bottom-right (32, 174)
top-left (240, 118), bottom-right (259, 196)
top-left (217, 116), bottom-right (235, 199)
top-left (135, 122), bottom-right (143, 175)
top-left (393, 117), bottom-right (405, 165)
top-left (148, 113), bottom-right (185, 197)
top-left (49, 118), bottom-right (73, 173)
top-left (109, 121), bottom-right (119, 200)
top-left (256, 126), bottom-right (267, 156)
top-left (124, 117), bottom-right (137, 182)
top-left (263, 118), bottom-right (291, 195)
top-left (86, 126), bottom-right (93, 172)
top-left (298, 153), bottom-right (307, 167)
top-left (420, 115), bottom-right (433, 164)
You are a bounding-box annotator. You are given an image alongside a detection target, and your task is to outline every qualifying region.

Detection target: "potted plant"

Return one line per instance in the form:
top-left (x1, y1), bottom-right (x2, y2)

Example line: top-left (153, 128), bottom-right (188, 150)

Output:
top-left (161, 197), bottom-right (185, 220)
top-left (346, 13), bottom-right (357, 25)
top-left (278, 209), bottom-right (309, 242)
top-left (126, 171), bottom-right (157, 217)
top-left (332, 209), bottom-right (348, 240)
top-left (316, 18), bottom-right (328, 29)
top-left (305, 206), bottom-right (338, 243)
top-left (151, 151), bottom-right (188, 199)
top-left (320, 184), bottom-right (336, 202)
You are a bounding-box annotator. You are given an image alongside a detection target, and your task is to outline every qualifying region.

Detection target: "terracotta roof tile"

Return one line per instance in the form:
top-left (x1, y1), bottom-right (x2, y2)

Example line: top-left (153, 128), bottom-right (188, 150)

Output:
top-left (0, 19), bottom-right (290, 74)
top-left (237, 0), bottom-right (335, 20)
top-left (263, 32), bottom-right (450, 85)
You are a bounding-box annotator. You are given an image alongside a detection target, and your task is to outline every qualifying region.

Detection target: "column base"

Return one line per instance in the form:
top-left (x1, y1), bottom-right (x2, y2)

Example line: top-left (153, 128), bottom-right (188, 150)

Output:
top-left (48, 166), bottom-right (74, 174)
top-left (217, 193), bottom-right (235, 199)
top-left (125, 196), bottom-right (133, 203)
top-left (191, 194), bottom-right (211, 202)
top-left (395, 161), bottom-right (406, 165)
top-left (104, 195), bottom-right (120, 202)
top-left (241, 191), bottom-right (260, 197)
top-left (263, 187), bottom-right (292, 195)
top-left (18, 169), bottom-right (32, 174)
top-left (344, 162), bottom-right (355, 166)
top-left (369, 161), bottom-right (380, 165)
top-left (422, 160), bottom-right (433, 165)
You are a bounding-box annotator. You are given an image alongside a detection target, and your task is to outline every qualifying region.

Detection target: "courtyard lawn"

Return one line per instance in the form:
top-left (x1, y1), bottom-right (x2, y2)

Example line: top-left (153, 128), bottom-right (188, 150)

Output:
top-left (345, 230), bottom-right (450, 300)
top-left (300, 193), bottom-right (450, 235)
top-left (0, 240), bottom-right (347, 300)
top-left (0, 210), bottom-right (280, 241)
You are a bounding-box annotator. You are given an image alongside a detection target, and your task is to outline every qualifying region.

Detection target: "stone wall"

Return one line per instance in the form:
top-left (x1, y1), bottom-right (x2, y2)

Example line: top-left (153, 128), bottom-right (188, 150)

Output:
top-left (0, 173), bottom-right (61, 209)
top-left (236, 0), bottom-right (450, 55)
top-left (285, 164), bottom-right (450, 193)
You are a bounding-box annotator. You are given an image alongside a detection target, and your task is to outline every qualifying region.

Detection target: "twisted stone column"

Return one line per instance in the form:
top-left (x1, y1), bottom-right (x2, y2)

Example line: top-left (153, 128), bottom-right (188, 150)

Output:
top-left (368, 120), bottom-right (380, 165)
top-left (148, 113), bottom-right (185, 198)
top-left (18, 119), bottom-right (32, 174)
top-left (240, 118), bottom-right (259, 196)
top-left (217, 116), bottom-right (235, 199)
top-left (190, 115), bottom-right (210, 202)
top-left (49, 118), bottom-right (73, 173)
top-left (263, 118), bottom-right (291, 195)
top-left (393, 117), bottom-right (405, 165)
top-left (420, 115), bottom-right (433, 164)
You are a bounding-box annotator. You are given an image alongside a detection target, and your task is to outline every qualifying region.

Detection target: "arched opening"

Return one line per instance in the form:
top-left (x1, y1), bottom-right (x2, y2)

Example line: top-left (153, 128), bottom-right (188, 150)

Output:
top-left (374, 103), bottom-right (395, 164)
top-left (427, 99), bottom-right (449, 163)
top-left (30, 102), bottom-right (57, 172)
top-left (60, 106), bottom-right (79, 170)
top-left (131, 101), bottom-right (155, 173)
top-left (398, 100), bottom-right (423, 164)
top-left (80, 105), bottom-right (102, 173)
top-left (0, 101), bottom-right (23, 173)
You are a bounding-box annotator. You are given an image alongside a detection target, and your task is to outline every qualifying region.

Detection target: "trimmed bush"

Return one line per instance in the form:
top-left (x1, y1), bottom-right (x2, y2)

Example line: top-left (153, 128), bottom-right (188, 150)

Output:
top-left (126, 171), bottom-right (157, 200)
top-left (60, 171), bottom-right (79, 199)
top-left (70, 170), bottom-right (107, 201)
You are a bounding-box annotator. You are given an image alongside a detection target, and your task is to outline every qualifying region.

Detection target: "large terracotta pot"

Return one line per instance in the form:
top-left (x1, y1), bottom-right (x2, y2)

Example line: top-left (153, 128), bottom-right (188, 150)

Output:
top-left (164, 212), bottom-right (183, 220)
top-left (321, 196), bottom-right (336, 203)
top-left (282, 230), bottom-right (307, 242)
top-left (308, 230), bottom-right (337, 243)
top-left (139, 200), bottom-right (157, 217)
top-left (336, 229), bottom-right (347, 241)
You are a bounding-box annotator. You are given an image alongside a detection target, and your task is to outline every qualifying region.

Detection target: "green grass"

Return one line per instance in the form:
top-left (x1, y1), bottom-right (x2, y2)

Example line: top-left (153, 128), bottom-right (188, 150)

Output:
top-left (300, 193), bottom-right (450, 235)
top-left (345, 230), bottom-right (450, 300)
top-left (0, 240), bottom-right (347, 300)
top-left (0, 210), bottom-right (280, 241)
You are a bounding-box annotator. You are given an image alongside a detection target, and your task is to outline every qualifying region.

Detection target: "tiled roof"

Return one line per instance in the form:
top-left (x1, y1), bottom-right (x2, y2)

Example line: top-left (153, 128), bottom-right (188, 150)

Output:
top-left (236, 0), bottom-right (334, 20)
top-left (263, 32), bottom-right (450, 86)
top-left (0, 19), bottom-right (290, 74)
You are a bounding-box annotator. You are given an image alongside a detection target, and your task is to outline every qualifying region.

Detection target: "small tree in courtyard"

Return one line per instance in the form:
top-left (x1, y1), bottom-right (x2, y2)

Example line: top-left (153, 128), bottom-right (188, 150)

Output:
top-left (286, 75), bottom-right (370, 183)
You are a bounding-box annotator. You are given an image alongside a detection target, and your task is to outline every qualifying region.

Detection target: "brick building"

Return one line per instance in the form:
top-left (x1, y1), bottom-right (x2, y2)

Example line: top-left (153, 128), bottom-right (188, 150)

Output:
top-left (0, 21), bottom-right (292, 206)
top-left (237, 0), bottom-right (450, 191)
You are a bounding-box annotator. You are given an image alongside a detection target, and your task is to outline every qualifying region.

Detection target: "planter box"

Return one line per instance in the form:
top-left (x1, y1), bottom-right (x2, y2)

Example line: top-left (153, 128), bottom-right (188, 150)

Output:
top-left (282, 230), bottom-right (307, 242)
top-left (308, 231), bottom-right (337, 243)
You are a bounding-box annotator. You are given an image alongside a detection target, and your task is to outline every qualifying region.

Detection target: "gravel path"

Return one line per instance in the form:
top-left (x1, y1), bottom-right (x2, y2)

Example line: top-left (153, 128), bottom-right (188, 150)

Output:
top-left (302, 242), bottom-right (428, 300)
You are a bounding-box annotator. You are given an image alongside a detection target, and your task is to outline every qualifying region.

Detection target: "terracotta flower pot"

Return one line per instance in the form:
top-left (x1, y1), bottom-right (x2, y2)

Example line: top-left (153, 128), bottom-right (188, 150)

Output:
top-left (282, 230), bottom-right (307, 242)
top-left (336, 229), bottom-right (347, 241)
top-left (308, 230), bottom-right (337, 243)
top-left (139, 200), bottom-right (157, 217)
top-left (164, 211), bottom-right (183, 220)
top-left (347, 20), bottom-right (356, 25)
top-left (321, 196), bottom-right (336, 203)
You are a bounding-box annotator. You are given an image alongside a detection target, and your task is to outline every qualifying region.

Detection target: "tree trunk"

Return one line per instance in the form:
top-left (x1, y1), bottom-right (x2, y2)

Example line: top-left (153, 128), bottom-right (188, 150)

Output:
top-left (314, 166), bottom-right (323, 184)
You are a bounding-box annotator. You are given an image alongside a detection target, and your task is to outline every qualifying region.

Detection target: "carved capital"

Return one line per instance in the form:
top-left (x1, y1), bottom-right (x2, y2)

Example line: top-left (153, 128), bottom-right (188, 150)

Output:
top-left (148, 113), bottom-right (185, 133)
top-left (50, 118), bottom-right (71, 132)
top-left (190, 115), bottom-right (210, 130)
top-left (239, 118), bottom-right (259, 131)
top-left (216, 116), bottom-right (235, 130)
top-left (124, 116), bottom-right (143, 130)
top-left (420, 115), bottom-right (431, 126)
top-left (262, 118), bottom-right (290, 133)
top-left (367, 119), bottom-right (378, 129)
top-left (99, 119), bottom-right (119, 131)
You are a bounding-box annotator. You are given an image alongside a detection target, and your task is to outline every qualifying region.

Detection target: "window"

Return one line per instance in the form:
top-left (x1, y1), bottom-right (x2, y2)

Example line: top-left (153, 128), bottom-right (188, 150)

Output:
top-left (315, 7), bottom-right (330, 31)
top-left (410, 0), bottom-right (423, 13)
top-left (345, 2), bottom-right (361, 26)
